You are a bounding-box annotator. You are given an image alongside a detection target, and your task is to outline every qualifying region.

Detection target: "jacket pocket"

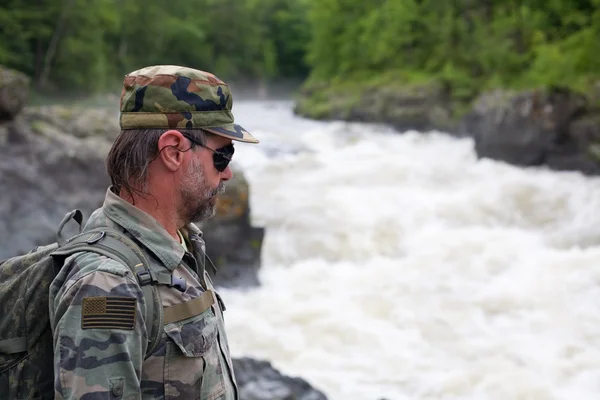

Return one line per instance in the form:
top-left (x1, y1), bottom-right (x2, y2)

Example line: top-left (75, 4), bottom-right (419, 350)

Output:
top-left (163, 296), bottom-right (226, 400)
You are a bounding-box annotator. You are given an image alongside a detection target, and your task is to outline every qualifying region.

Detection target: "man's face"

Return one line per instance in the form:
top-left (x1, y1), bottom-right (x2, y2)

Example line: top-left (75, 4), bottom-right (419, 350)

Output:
top-left (179, 134), bottom-right (233, 224)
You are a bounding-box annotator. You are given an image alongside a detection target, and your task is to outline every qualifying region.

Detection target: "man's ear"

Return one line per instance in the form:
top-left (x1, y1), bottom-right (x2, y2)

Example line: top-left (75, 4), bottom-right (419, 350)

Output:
top-left (156, 130), bottom-right (188, 172)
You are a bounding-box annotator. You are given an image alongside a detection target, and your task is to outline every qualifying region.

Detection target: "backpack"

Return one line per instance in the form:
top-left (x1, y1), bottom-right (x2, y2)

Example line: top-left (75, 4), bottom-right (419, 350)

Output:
top-left (0, 209), bottom-right (164, 400)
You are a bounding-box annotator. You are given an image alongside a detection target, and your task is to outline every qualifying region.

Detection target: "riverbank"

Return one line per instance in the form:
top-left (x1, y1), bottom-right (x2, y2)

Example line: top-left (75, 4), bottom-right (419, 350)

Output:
top-left (294, 76), bottom-right (600, 176)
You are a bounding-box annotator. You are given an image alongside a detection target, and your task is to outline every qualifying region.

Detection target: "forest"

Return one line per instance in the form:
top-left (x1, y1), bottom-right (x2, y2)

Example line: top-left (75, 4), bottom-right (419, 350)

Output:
top-left (1, 0), bottom-right (599, 100)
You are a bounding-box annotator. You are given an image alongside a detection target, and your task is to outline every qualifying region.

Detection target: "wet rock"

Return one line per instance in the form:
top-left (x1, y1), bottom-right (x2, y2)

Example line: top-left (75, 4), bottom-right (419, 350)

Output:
top-left (294, 80), bottom-right (455, 133)
top-left (546, 112), bottom-right (600, 174)
top-left (0, 66), bottom-right (30, 121)
top-left (460, 87), bottom-right (600, 174)
top-left (233, 357), bottom-right (328, 400)
top-left (348, 82), bottom-right (453, 133)
top-left (0, 114), bottom-right (109, 258)
top-left (201, 163), bottom-right (265, 288)
top-left (21, 105), bottom-right (120, 141)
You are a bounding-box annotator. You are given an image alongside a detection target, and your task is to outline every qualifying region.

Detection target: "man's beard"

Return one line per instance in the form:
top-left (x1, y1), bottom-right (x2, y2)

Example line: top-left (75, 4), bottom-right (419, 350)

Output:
top-left (180, 157), bottom-right (226, 224)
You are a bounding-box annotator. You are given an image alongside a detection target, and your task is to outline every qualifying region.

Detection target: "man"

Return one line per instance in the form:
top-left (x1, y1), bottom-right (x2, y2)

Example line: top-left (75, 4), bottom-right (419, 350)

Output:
top-left (49, 65), bottom-right (259, 399)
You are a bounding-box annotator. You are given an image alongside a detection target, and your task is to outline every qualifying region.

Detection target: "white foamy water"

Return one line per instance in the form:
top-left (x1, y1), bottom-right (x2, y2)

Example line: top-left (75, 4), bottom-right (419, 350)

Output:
top-left (220, 100), bottom-right (600, 400)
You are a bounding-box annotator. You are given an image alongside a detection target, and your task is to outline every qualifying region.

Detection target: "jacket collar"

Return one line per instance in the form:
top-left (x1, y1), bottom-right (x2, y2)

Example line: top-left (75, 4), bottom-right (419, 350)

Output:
top-left (91, 187), bottom-right (204, 272)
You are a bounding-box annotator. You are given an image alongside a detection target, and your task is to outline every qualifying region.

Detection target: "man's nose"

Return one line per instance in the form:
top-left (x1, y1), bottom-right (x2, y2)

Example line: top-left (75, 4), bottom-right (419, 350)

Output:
top-left (221, 165), bottom-right (233, 181)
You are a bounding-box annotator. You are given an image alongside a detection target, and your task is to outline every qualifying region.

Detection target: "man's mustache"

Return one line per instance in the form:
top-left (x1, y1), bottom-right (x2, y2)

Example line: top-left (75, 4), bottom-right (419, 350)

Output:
top-left (211, 182), bottom-right (226, 197)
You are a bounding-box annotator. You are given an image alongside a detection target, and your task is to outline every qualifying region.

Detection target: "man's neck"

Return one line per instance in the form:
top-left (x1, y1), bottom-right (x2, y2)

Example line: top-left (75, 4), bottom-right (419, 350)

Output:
top-left (119, 188), bottom-right (182, 242)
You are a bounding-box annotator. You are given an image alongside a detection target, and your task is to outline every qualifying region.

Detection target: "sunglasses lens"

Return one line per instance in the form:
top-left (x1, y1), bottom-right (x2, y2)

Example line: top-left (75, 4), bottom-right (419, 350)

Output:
top-left (213, 144), bottom-right (234, 172)
top-left (213, 155), bottom-right (228, 172)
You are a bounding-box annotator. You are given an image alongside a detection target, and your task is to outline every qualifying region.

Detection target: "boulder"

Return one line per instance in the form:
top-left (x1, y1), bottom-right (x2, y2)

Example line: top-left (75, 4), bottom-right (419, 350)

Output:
top-left (201, 164), bottom-right (265, 288)
top-left (0, 105), bottom-right (265, 289)
top-left (460, 87), bottom-right (600, 174)
top-left (0, 113), bottom-right (110, 258)
top-left (0, 66), bottom-right (30, 121)
top-left (233, 358), bottom-right (328, 400)
top-left (545, 112), bottom-right (600, 174)
top-left (294, 80), bottom-right (455, 133)
top-left (347, 82), bottom-right (453, 132)
top-left (22, 104), bottom-right (121, 141)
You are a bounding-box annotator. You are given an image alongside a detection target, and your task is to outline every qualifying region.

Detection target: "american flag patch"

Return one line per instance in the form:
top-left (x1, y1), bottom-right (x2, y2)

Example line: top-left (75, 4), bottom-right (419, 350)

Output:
top-left (81, 296), bottom-right (136, 330)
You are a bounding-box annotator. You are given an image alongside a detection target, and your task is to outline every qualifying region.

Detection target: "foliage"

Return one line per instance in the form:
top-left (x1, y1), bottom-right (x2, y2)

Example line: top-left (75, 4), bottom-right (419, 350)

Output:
top-left (1, 0), bottom-right (599, 99)
top-left (304, 0), bottom-right (600, 97)
top-left (0, 0), bottom-right (310, 94)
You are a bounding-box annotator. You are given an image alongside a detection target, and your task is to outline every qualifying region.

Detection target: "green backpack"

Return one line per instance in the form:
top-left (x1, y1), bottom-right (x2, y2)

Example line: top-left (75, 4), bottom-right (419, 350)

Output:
top-left (0, 210), bottom-right (164, 400)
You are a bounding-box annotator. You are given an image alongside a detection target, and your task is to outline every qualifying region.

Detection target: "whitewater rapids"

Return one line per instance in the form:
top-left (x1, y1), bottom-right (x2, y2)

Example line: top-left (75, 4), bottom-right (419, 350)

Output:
top-left (219, 101), bottom-right (600, 400)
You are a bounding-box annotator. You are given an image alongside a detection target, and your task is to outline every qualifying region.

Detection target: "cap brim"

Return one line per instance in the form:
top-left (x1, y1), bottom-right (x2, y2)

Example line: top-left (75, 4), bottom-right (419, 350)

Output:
top-left (204, 124), bottom-right (259, 144)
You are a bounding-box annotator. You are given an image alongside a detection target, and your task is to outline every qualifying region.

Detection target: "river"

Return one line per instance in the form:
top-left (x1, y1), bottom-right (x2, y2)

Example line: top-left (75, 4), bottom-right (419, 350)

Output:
top-left (218, 100), bottom-right (600, 400)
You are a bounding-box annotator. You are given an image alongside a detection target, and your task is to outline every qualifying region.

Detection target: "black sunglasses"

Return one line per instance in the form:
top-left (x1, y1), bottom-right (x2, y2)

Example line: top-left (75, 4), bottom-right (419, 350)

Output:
top-left (182, 133), bottom-right (234, 172)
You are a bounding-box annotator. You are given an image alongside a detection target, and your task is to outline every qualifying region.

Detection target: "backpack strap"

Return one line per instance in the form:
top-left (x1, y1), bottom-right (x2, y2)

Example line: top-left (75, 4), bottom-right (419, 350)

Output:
top-left (56, 209), bottom-right (84, 246)
top-left (51, 228), bottom-right (164, 358)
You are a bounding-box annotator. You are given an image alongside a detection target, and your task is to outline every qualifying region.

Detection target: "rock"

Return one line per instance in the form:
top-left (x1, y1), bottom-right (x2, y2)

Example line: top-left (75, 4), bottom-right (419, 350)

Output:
top-left (588, 81), bottom-right (600, 105)
top-left (546, 112), bottom-right (600, 174)
top-left (233, 357), bottom-right (328, 400)
top-left (460, 87), bottom-right (590, 167)
top-left (347, 82), bottom-right (452, 132)
top-left (201, 164), bottom-right (265, 288)
top-left (0, 66), bottom-right (30, 121)
top-left (0, 115), bottom-right (110, 258)
top-left (21, 105), bottom-right (121, 141)
top-left (0, 105), bottom-right (265, 289)
top-left (294, 80), bottom-right (455, 133)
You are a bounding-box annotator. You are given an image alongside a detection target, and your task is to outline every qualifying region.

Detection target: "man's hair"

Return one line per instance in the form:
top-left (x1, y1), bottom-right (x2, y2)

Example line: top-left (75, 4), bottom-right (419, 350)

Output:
top-left (106, 128), bottom-right (208, 199)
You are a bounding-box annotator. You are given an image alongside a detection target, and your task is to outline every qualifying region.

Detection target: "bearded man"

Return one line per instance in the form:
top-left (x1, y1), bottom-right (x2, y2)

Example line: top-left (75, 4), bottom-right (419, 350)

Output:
top-left (49, 65), bottom-right (259, 400)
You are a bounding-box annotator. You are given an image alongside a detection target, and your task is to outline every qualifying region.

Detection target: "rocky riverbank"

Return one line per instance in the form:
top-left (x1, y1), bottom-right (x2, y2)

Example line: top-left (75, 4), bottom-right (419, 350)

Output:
top-left (295, 79), bottom-right (600, 176)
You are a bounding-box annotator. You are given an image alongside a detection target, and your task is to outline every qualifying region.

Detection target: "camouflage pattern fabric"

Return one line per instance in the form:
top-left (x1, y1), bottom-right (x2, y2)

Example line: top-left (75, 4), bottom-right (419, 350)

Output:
top-left (0, 244), bottom-right (58, 400)
top-left (49, 187), bottom-right (238, 399)
top-left (120, 65), bottom-right (259, 144)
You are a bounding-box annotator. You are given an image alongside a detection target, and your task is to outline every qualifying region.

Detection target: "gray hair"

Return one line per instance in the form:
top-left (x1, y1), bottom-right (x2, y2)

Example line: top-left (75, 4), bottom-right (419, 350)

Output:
top-left (106, 128), bottom-right (208, 199)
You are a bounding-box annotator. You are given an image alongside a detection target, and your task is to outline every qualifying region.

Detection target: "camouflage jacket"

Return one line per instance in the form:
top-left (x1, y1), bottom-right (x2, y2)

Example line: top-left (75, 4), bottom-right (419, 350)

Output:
top-left (49, 187), bottom-right (238, 400)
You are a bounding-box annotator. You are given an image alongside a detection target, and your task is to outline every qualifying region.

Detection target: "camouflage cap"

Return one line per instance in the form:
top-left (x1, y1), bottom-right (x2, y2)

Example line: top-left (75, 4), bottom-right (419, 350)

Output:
top-left (119, 65), bottom-right (258, 143)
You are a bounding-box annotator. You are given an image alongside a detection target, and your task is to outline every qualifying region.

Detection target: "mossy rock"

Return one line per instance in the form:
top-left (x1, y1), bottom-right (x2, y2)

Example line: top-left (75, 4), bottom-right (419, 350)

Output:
top-left (572, 113), bottom-right (600, 163)
top-left (293, 83), bottom-right (358, 120)
top-left (0, 65), bottom-right (30, 121)
top-left (588, 143), bottom-right (600, 162)
top-left (214, 164), bottom-right (250, 222)
top-left (294, 77), bottom-right (454, 132)
top-left (22, 105), bottom-right (119, 141)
